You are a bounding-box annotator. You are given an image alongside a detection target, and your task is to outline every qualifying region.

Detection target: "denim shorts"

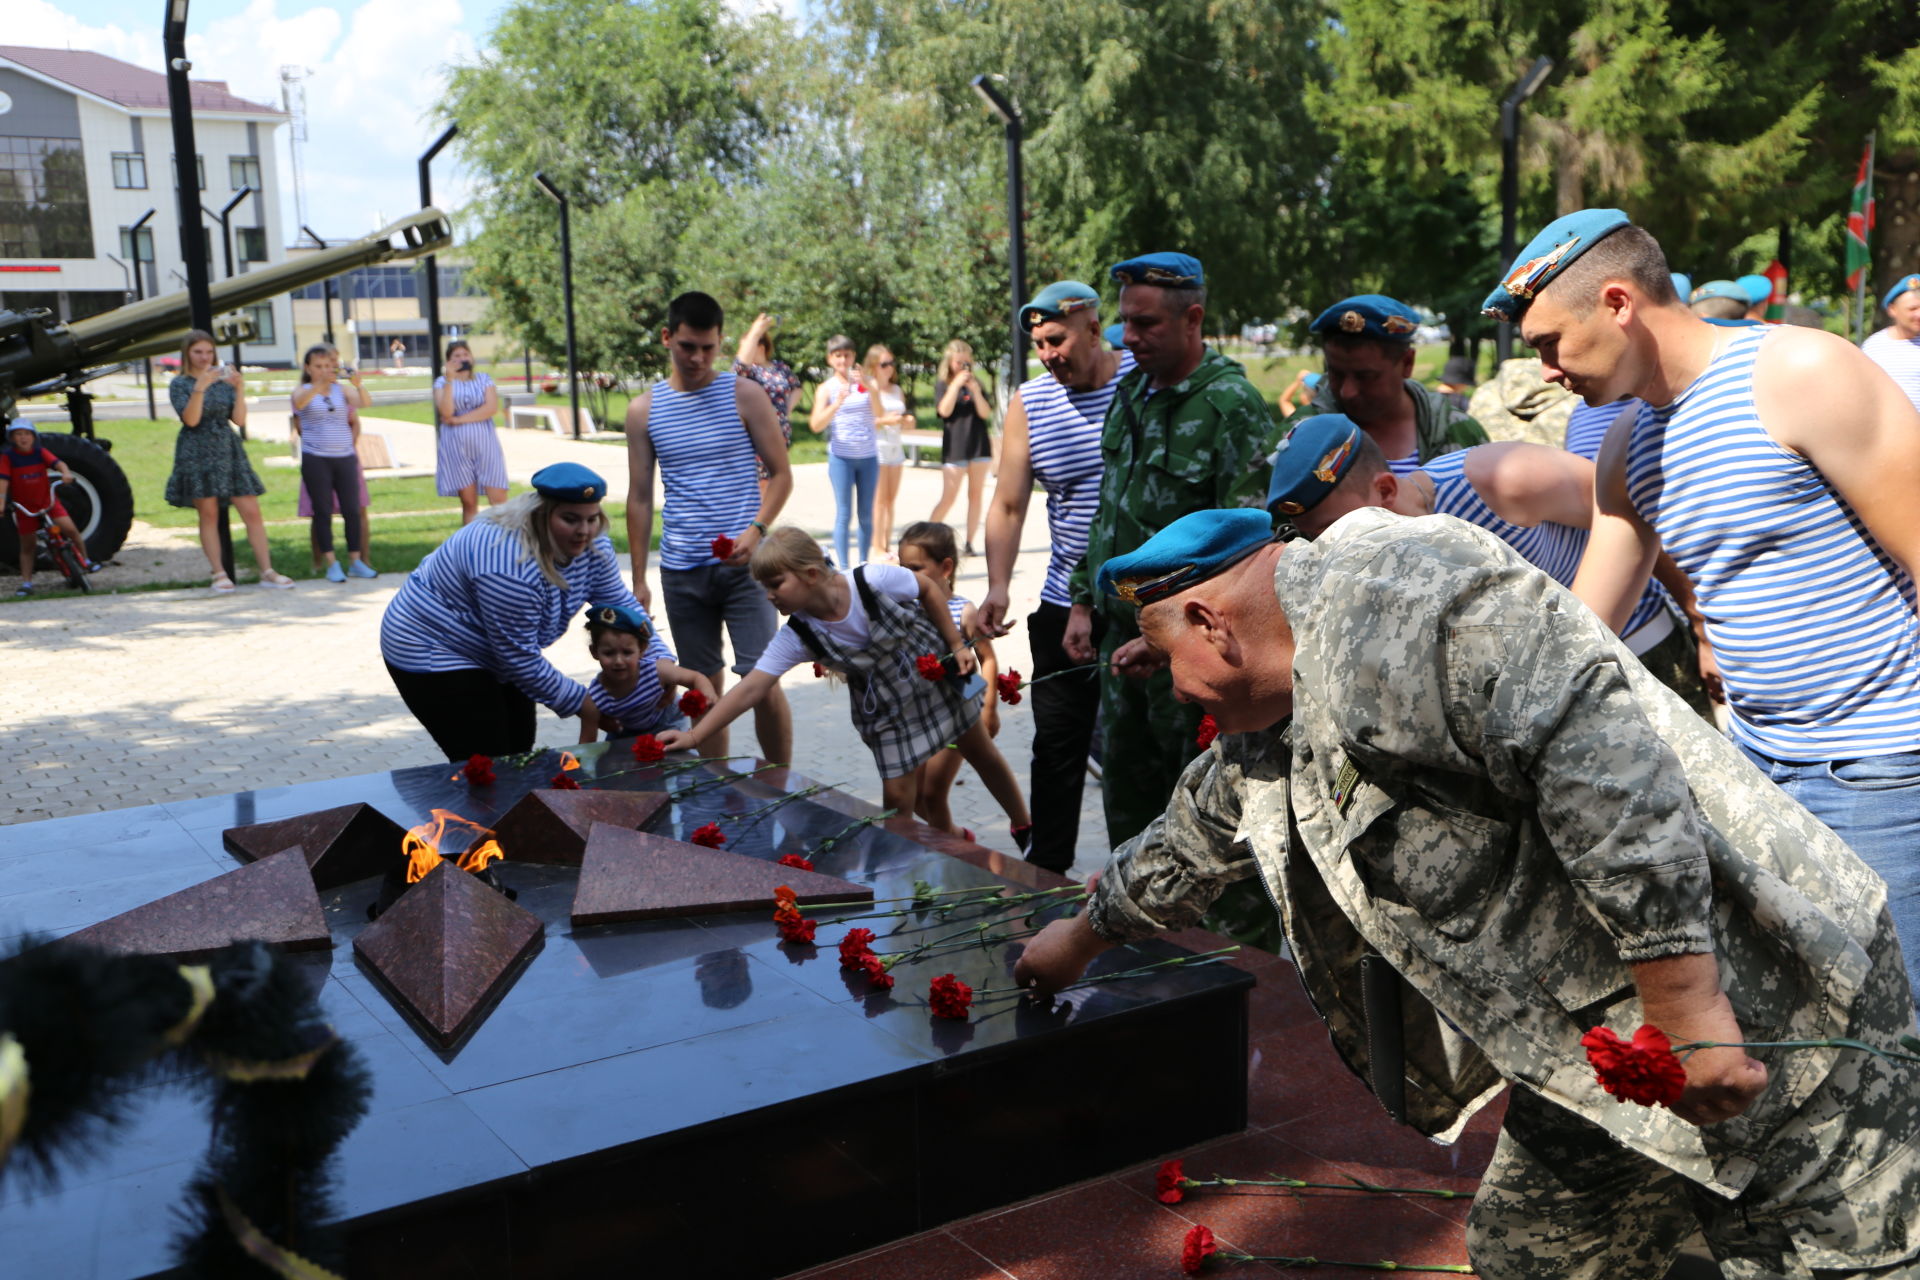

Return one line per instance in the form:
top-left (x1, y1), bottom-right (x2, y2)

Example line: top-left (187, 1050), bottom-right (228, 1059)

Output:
top-left (660, 562), bottom-right (778, 677)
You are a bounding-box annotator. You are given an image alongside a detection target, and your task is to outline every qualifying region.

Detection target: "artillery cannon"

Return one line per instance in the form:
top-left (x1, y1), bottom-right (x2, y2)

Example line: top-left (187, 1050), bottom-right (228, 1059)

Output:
top-left (0, 209), bottom-right (452, 570)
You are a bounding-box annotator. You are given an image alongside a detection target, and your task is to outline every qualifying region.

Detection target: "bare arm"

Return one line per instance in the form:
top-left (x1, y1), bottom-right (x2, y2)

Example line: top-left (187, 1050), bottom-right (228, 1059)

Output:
top-left (979, 388), bottom-right (1035, 636)
top-left (1570, 420), bottom-right (1661, 632)
top-left (433, 379), bottom-right (457, 422)
top-left (936, 374), bottom-right (966, 418)
top-left (291, 380), bottom-right (324, 411)
top-left (1631, 952), bottom-right (1768, 1126)
top-left (809, 376), bottom-right (843, 435)
top-left (624, 390), bottom-right (657, 607)
top-left (225, 367), bottom-right (247, 428)
top-left (735, 313), bottom-right (771, 368)
top-left (915, 572), bottom-right (975, 676)
top-left (1467, 441), bottom-right (1596, 529)
top-left (346, 368), bottom-right (370, 409)
top-left (449, 384), bottom-right (499, 426)
top-left (734, 377), bottom-right (792, 563)
top-left (657, 669), bottom-right (779, 753)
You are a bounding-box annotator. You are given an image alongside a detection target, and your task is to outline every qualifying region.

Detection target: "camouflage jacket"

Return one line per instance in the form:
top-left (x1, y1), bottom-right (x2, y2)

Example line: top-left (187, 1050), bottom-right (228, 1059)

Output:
top-left (1465, 357), bottom-right (1578, 449)
top-left (1310, 377), bottom-right (1488, 461)
top-left (1088, 509), bottom-right (1895, 1202)
top-left (1068, 349), bottom-right (1279, 626)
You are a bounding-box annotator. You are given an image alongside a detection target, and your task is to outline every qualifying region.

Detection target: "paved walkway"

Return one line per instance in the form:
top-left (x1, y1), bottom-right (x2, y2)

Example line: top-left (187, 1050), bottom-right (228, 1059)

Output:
top-left (3, 423), bottom-right (1112, 876)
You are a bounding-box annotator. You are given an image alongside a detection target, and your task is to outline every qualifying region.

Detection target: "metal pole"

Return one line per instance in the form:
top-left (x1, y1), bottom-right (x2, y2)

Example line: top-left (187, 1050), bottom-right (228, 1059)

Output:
top-left (1856, 131), bottom-right (1877, 342)
top-left (130, 209), bottom-right (157, 419)
top-left (534, 172), bottom-right (580, 438)
top-left (1497, 100), bottom-right (1518, 364)
top-left (971, 76), bottom-right (1027, 385)
top-left (163, 0), bottom-right (213, 332)
top-left (211, 185), bottom-right (251, 378)
top-left (420, 123), bottom-right (457, 381)
top-left (302, 225), bottom-right (335, 344)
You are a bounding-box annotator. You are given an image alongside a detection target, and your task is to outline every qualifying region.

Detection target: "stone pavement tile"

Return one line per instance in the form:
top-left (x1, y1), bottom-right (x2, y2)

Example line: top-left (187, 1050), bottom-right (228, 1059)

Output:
top-left (786, 1231), bottom-right (1012, 1280)
top-left (949, 1178), bottom-right (1208, 1280)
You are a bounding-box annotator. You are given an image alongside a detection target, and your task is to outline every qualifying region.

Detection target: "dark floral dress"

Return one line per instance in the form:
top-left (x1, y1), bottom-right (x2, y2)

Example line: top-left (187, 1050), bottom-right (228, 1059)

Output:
top-left (166, 375), bottom-right (266, 507)
top-left (739, 358), bottom-right (800, 479)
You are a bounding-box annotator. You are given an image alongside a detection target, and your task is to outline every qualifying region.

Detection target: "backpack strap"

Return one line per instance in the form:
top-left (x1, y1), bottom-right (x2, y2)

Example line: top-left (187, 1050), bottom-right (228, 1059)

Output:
top-left (784, 615), bottom-right (831, 666)
top-left (852, 564), bottom-right (883, 619)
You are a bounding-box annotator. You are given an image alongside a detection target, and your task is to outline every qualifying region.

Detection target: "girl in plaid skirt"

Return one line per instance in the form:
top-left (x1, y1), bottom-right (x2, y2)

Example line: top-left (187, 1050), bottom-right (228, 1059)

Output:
top-left (659, 528), bottom-right (1033, 848)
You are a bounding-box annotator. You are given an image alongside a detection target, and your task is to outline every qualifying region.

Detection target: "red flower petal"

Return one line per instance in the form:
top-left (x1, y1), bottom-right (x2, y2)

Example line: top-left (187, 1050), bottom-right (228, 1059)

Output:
top-left (837, 927), bottom-right (877, 967)
top-left (679, 688), bottom-right (712, 718)
top-left (812, 662), bottom-right (827, 678)
top-left (860, 951), bottom-right (894, 990)
top-left (915, 654), bottom-right (947, 682)
top-left (996, 671), bottom-right (1024, 705)
top-left (711, 534), bottom-right (736, 560)
top-left (690, 822), bottom-right (726, 848)
top-left (777, 914), bottom-right (817, 944)
top-left (463, 754), bottom-right (496, 785)
top-left (632, 735), bottom-right (666, 763)
top-left (1582, 1024), bottom-right (1688, 1107)
top-left (1180, 1224), bottom-right (1217, 1275)
top-left (1155, 1158), bottom-right (1186, 1203)
top-left (550, 773), bottom-right (581, 790)
top-left (927, 972), bottom-right (973, 1019)
top-left (778, 853), bottom-right (815, 872)
top-left (1195, 715), bottom-right (1219, 748)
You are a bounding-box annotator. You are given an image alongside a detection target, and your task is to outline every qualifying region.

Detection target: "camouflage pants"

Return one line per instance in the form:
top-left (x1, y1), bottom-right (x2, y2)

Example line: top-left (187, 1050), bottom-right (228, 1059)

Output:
top-left (1470, 912), bottom-right (1920, 1280)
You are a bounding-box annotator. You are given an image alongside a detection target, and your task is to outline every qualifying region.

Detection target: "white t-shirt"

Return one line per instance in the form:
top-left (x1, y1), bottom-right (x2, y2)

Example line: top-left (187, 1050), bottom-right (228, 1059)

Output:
top-left (755, 564), bottom-right (921, 677)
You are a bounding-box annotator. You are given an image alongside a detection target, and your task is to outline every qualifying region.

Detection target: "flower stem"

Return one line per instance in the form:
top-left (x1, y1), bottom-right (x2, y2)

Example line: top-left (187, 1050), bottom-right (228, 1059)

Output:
top-left (1182, 1174), bottom-right (1464, 1200)
top-left (1674, 1037), bottom-right (1920, 1067)
top-left (1226, 1254), bottom-right (1473, 1272)
top-left (972, 947), bottom-right (1239, 1000)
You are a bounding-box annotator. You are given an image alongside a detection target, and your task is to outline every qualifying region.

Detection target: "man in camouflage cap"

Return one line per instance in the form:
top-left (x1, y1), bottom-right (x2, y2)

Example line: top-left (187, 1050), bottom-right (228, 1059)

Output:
top-left (1064, 251), bottom-right (1281, 851)
top-left (1020, 504), bottom-right (1920, 1279)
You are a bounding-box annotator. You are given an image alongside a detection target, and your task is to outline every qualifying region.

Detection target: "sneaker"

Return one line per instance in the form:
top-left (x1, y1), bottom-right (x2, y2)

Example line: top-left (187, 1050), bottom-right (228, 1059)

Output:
top-left (347, 560), bottom-right (379, 579)
top-left (964, 542), bottom-right (977, 557)
top-left (13, 582), bottom-right (33, 597)
top-left (325, 561), bottom-right (347, 583)
top-left (83, 560), bottom-right (101, 573)
top-left (1010, 823), bottom-right (1033, 853)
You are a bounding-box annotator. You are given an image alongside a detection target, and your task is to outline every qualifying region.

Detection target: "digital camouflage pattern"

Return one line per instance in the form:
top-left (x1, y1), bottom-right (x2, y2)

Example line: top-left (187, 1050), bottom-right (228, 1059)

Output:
top-left (1067, 348), bottom-right (1280, 850)
top-left (1087, 507), bottom-right (1920, 1276)
top-left (1308, 373), bottom-right (1489, 461)
top-left (1465, 356), bottom-right (1580, 450)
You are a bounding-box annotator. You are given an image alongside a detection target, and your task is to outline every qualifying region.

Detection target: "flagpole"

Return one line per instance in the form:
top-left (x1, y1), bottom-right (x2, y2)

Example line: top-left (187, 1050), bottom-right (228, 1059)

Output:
top-left (1856, 130), bottom-right (1876, 342)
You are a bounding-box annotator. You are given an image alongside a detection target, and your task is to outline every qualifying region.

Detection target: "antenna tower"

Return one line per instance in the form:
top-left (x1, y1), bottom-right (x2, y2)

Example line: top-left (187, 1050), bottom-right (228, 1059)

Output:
top-left (280, 66), bottom-right (312, 230)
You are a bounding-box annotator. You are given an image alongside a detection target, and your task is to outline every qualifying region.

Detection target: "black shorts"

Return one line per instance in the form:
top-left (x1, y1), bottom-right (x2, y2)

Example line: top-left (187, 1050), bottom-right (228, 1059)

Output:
top-left (941, 416), bottom-right (992, 465)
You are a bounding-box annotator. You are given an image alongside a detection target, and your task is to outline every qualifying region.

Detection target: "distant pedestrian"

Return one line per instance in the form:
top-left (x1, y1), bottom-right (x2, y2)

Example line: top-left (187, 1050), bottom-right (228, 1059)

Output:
top-left (733, 311), bottom-right (800, 488)
top-left (930, 340), bottom-right (996, 555)
top-left (166, 329), bottom-right (292, 593)
top-left (290, 343), bottom-right (377, 582)
top-left (865, 344), bottom-right (913, 562)
top-left (433, 340), bottom-right (509, 524)
top-left (1435, 354), bottom-right (1476, 411)
top-left (389, 337), bottom-right (406, 373)
top-left (809, 333), bottom-right (878, 568)
top-left (299, 401), bottom-right (372, 571)
top-left (1864, 272), bottom-right (1920, 415)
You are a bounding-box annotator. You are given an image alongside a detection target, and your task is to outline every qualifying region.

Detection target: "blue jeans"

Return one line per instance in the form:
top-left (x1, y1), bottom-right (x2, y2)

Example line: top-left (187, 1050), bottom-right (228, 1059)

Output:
top-left (827, 452), bottom-right (878, 570)
top-left (1740, 744), bottom-right (1920, 998)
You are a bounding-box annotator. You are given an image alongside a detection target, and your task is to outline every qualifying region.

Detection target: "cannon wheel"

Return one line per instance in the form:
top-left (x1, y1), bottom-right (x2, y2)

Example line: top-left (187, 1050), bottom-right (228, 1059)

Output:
top-left (0, 432), bottom-right (135, 571)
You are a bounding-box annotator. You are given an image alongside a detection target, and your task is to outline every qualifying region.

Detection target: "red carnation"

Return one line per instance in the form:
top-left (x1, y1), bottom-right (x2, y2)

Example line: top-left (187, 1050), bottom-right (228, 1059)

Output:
top-left (837, 927), bottom-right (877, 966)
top-left (773, 884), bottom-right (798, 907)
top-left (463, 754), bottom-right (496, 786)
top-left (632, 734), bottom-right (666, 763)
top-left (1195, 714), bottom-right (1220, 748)
top-left (812, 662), bottom-right (827, 678)
top-left (778, 852), bottom-right (815, 872)
top-left (690, 822), bottom-right (726, 848)
top-left (550, 773), bottom-right (581, 790)
top-left (1180, 1224), bottom-right (1218, 1275)
top-left (711, 534), bottom-right (736, 560)
top-left (928, 972), bottom-right (973, 1020)
top-left (1156, 1158), bottom-right (1187, 1204)
top-left (860, 951), bottom-right (894, 990)
top-left (679, 688), bottom-right (712, 718)
top-left (915, 654), bottom-right (947, 682)
top-left (777, 912), bottom-right (817, 944)
top-left (996, 671), bottom-right (1024, 705)
top-left (1582, 1024), bottom-right (1689, 1108)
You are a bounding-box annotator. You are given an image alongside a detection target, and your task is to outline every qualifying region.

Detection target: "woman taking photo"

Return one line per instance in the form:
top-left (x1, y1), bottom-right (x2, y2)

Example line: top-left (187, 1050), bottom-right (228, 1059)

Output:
top-left (166, 330), bottom-right (292, 593)
top-left (865, 343), bottom-right (914, 563)
top-left (290, 343), bottom-right (377, 582)
top-left (930, 339), bottom-right (996, 555)
top-left (380, 462), bottom-right (641, 760)
top-left (734, 311), bottom-right (800, 494)
top-left (433, 340), bottom-right (509, 524)
top-left (808, 333), bottom-right (878, 568)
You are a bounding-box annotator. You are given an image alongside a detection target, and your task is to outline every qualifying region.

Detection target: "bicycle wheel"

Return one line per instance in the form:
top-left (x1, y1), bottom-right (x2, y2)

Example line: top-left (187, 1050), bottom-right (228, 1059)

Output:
top-left (54, 539), bottom-right (90, 593)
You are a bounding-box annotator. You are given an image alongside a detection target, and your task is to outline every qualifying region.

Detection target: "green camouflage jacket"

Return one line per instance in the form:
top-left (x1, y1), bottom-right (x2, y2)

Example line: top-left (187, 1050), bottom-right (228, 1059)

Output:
top-left (1310, 377), bottom-right (1488, 460)
top-left (1089, 508), bottom-right (1906, 1214)
top-left (1465, 356), bottom-right (1578, 449)
top-left (1068, 349), bottom-right (1279, 625)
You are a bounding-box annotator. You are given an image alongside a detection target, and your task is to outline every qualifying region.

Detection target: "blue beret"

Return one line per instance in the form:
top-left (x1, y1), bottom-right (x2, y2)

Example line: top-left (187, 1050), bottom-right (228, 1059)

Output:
top-left (1097, 508), bottom-right (1276, 608)
top-left (1266, 414), bottom-right (1363, 517)
top-left (1690, 280), bottom-right (1747, 304)
top-left (1669, 273), bottom-right (1692, 301)
top-left (1481, 208), bottom-right (1632, 322)
top-left (1885, 274), bottom-right (1920, 311)
top-left (1109, 252), bottom-right (1204, 288)
top-left (532, 461), bottom-right (607, 503)
top-left (1736, 275), bottom-right (1773, 307)
top-left (1303, 371), bottom-right (1323, 390)
top-left (1021, 280), bottom-right (1101, 331)
top-left (1104, 322), bottom-right (1126, 350)
top-left (586, 603), bottom-right (651, 638)
top-left (1310, 294), bottom-right (1419, 341)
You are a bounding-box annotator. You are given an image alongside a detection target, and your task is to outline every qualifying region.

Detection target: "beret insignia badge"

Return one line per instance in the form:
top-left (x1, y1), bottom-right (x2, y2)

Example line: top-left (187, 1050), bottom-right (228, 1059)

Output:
top-left (1312, 435), bottom-right (1355, 485)
top-left (1380, 314), bottom-right (1416, 336)
top-left (1502, 235), bottom-right (1582, 302)
top-left (1338, 310), bottom-right (1366, 333)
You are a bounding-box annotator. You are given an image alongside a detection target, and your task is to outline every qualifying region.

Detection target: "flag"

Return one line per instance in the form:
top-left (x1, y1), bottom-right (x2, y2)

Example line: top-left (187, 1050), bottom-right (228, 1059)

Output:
top-left (1846, 140), bottom-right (1876, 292)
top-left (1763, 260), bottom-right (1787, 323)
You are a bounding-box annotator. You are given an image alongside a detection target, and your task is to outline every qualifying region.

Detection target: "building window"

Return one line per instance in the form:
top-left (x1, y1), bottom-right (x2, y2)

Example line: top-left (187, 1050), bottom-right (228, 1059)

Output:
top-left (0, 136), bottom-right (95, 259)
top-left (172, 153), bottom-right (205, 192)
top-left (118, 225), bottom-right (155, 263)
top-left (243, 303), bottom-right (275, 345)
top-left (112, 152), bottom-right (147, 189)
top-left (237, 227), bottom-right (267, 262)
top-left (229, 155), bottom-right (260, 190)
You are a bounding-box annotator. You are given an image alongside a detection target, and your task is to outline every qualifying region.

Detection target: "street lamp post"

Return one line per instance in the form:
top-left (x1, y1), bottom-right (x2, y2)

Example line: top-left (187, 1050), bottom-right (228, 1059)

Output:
top-left (205, 184), bottom-right (253, 382)
top-left (128, 208), bottom-right (157, 419)
top-left (970, 75), bottom-right (1027, 383)
top-left (302, 225), bottom-right (336, 344)
top-left (1496, 55), bottom-right (1555, 364)
top-left (420, 123), bottom-right (458, 380)
top-left (532, 171), bottom-right (581, 439)
top-left (163, 0), bottom-right (212, 332)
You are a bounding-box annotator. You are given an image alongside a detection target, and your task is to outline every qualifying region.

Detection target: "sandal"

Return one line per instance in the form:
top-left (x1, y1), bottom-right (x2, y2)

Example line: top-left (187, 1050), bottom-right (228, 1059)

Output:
top-left (259, 570), bottom-right (296, 590)
top-left (210, 572), bottom-right (236, 594)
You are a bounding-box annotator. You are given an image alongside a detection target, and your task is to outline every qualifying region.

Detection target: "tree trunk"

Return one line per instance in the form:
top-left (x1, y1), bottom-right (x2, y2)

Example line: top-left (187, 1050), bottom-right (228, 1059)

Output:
top-left (1873, 148), bottom-right (1920, 315)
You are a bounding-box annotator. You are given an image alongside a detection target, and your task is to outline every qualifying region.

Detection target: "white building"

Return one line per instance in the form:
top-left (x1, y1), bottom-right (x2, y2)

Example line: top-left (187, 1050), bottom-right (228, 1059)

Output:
top-left (0, 45), bottom-right (294, 366)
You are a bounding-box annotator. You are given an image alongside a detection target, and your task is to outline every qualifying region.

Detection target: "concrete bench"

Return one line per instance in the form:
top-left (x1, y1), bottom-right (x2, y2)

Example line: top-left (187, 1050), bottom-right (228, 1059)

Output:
top-left (901, 429), bottom-right (944, 467)
top-left (509, 404), bottom-right (599, 436)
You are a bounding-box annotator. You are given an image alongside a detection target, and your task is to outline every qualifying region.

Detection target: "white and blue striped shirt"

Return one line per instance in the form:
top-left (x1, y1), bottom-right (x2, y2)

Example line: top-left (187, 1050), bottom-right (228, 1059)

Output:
top-left (1564, 399), bottom-right (1635, 461)
top-left (292, 384), bottom-right (355, 456)
top-left (1423, 449), bottom-right (1673, 648)
top-left (1022, 352), bottom-right (1135, 607)
top-left (1625, 325), bottom-right (1920, 760)
top-left (434, 371), bottom-right (495, 428)
top-left (586, 623), bottom-right (682, 735)
top-left (379, 521), bottom-right (637, 715)
top-left (647, 373), bottom-right (761, 571)
top-left (1863, 328), bottom-right (1920, 416)
top-left (825, 376), bottom-right (877, 460)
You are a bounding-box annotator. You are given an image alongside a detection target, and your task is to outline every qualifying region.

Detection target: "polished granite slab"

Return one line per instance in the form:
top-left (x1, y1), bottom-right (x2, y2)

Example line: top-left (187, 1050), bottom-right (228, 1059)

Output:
top-left (0, 742), bottom-right (1253, 1280)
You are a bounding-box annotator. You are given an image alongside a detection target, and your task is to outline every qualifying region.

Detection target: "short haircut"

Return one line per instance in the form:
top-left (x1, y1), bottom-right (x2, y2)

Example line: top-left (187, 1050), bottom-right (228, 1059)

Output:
top-left (1542, 225), bottom-right (1678, 315)
top-left (586, 615), bottom-right (651, 650)
top-left (1690, 295), bottom-right (1748, 321)
top-left (826, 333), bottom-right (857, 356)
top-left (749, 525), bottom-right (830, 585)
top-left (1126, 281), bottom-right (1207, 319)
top-left (1334, 430), bottom-right (1390, 497)
top-left (665, 291), bottom-right (724, 335)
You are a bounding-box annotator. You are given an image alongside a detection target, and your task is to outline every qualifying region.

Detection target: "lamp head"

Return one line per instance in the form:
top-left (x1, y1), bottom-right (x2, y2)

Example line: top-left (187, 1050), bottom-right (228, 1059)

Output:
top-left (970, 75), bottom-right (1017, 126)
top-left (533, 172), bottom-right (564, 204)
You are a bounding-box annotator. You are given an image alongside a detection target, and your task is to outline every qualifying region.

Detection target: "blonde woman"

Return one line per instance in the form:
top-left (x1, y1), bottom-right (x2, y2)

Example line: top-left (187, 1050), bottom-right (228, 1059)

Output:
top-left (379, 462), bottom-right (642, 759)
top-left (166, 329), bottom-right (293, 592)
top-left (864, 343), bottom-right (914, 562)
top-left (930, 339), bottom-right (996, 554)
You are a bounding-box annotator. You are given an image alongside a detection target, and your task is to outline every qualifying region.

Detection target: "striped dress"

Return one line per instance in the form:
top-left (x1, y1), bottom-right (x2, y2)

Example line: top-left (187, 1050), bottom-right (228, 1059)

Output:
top-left (292, 384), bottom-right (355, 456)
top-left (379, 520), bottom-right (637, 715)
top-left (647, 372), bottom-right (761, 571)
top-left (1424, 449), bottom-right (1673, 652)
top-left (1624, 325), bottom-right (1920, 759)
top-left (1863, 328), bottom-right (1920, 416)
top-left (433, 372), bottom-right (509, 496)
top-left (1022, 352), bottom-right (1135, 607)
top-left (586, 623), bottom-right (685, 736)
top-left (825, 376), bottom-right (877, 459)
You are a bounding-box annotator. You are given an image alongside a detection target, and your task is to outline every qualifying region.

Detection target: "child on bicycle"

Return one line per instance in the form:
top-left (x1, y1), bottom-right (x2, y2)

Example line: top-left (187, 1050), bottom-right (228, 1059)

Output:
top-left (895, 521), bottom-right (1002, 838)
top-left (1, 421), bottom-right (96, 596)
top-left (577, 603), bottom-right (719, 744)
top-left (657, 527), bottom-right (1033, 848)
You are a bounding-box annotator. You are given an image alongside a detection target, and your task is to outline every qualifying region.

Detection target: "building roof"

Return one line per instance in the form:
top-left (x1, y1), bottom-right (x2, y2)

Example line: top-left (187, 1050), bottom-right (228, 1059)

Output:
top-left (0, 46), bottom-right (283, 116)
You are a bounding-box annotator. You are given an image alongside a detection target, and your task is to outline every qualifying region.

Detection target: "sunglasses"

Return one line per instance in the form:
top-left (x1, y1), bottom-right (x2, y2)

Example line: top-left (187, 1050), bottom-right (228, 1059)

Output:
top-left (877, 360), bottom-right (895, 367)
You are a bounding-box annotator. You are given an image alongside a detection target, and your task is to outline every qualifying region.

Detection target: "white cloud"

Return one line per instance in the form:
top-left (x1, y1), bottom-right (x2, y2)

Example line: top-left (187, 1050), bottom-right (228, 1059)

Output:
top-left (6, 0), bottom-right (162, 66)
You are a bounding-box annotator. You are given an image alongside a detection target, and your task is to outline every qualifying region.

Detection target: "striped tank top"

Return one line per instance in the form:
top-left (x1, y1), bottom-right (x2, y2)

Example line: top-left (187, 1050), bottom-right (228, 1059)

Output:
top-left (826, 377), bottom-right (877, 459)
top-left (1563, 399), bottom-right (1635, 461)
top-left (1423, 449), bottom-right (1672, 648)
top-left (1624, 325), bottom-right (1920, 759)
top-left (434, 372), bottom-right (494, 427)
top-left (293, 384), bottom-right (354, 456)
top-left (947, 593), bottom-right (970, 638)
top-left (1862, 328), bottom-right (1920, 416)
top-left (1023, 351), bottom-right (1135, 607)
top-left (648, 373), bottom-right (761, 571)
